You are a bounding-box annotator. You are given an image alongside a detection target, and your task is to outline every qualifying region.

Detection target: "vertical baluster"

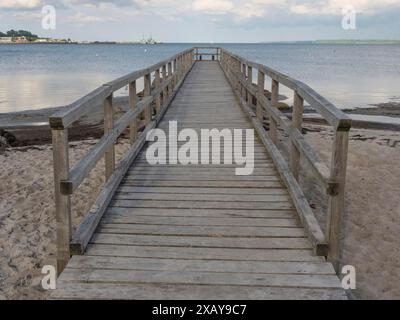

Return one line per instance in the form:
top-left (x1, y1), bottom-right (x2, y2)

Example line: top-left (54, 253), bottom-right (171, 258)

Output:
top-left (155, 69), bottom-right (161, 114)
top-left (168, 62), bottom-right (173, 97)
top-left (52, 128), bottom-right (71, 274)
top-left (289, 92), bottom-right (304, 180)
top-left (144, 73), bottom-right (152, 124)
top-left (129, 81), bottom-right (137, 144)
top-left (104, 94), bottom-right (115, 180)
top-left (257, 70), bottom-right (265, 121)
top-left (162, 64), bottom-right (168, 105)
top-left (270, 80), bottom-right (279, 144)
top-left (173, 58), bottom-right (177, 89)
top-left (327, 129), bottom-right (350, 273)
top-left (247, 65), bottom-right (253, 105)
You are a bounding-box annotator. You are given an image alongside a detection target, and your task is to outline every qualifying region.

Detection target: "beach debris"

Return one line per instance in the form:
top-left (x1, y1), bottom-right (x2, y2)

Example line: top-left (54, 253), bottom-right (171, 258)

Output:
top-left (0, 129), bottom-right (17, 152)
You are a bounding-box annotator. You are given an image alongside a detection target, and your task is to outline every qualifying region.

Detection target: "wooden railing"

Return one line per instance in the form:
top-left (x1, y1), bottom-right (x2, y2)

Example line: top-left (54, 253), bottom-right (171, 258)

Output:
top-left (50, 48), bottom-right (195, 274)
top-left (219, 49), bottom-right (352, 272)
top-left (194, 47), bottom-right (220, 61)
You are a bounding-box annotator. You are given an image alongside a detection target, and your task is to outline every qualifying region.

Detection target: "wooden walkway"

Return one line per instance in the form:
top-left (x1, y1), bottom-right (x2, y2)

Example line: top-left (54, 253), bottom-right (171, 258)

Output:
top-left (52, 61), bottom-right (347, 299)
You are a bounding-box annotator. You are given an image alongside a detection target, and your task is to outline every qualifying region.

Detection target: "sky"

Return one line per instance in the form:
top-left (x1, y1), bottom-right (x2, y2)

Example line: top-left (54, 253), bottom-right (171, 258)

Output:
top-left (0, 0), bottom-right (400, 42)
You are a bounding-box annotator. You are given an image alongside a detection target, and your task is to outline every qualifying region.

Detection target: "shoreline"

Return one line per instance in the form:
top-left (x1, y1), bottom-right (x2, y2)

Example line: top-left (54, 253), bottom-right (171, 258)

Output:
top-left (1, 100), bottom-right (399, 147)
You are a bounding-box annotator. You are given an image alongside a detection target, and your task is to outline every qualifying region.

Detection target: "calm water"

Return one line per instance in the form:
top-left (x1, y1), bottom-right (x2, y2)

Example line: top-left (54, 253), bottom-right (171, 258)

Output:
top-left (1, 43), bottom-right (400, 113)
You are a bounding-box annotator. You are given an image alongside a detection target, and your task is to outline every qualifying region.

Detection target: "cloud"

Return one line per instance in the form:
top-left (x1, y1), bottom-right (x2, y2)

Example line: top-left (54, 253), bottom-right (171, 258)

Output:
top-left (0, 0), bottom-right (43, 9)
top-left (192, 0), bottom-right (234, 14)
top-left (66, 11), bottom-right (114, 26)
top-left (289, 0), bottom-right (400, 16)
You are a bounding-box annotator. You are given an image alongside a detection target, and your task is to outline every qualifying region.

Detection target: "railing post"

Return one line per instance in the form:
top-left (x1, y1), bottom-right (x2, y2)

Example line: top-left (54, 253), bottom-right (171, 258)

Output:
top-left (144, 73), bottom-right (152, 124)
top-left (155, 68), bottom-right (161, 114)
top-left (173, 58), bottom-right (177, 89)
top-left (162, 64), bottom-right (168, 104)
top-left (104, 94), bottom-right (115, 180)
top-left (257, 70), bottom-right (265, 121)
top-left (289, 91), bottom-right (304, 180)
top-left (52, 128), bottom-right (71, 275)
top-left (129, 81), bottom-right (137, 144)
top-left (326, 129), bottom-right (350, 273)
top-left (270, 79), bottom-right (279, 144)
top-left (168, 62), bottom-right (173, 97)
top-left (247, 65), bottom-right (253, 105)
top-left (241, 63), bottom-right (246, 99)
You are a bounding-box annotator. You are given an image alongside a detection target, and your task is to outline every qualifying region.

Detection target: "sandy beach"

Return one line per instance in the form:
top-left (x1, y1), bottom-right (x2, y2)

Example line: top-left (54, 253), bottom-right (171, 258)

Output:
top-left (1, 116), bottom-right (399, 299)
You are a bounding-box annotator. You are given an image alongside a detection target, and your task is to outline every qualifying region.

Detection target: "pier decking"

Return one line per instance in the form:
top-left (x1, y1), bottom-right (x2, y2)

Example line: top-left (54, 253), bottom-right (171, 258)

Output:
top-left (50, 48), bottom-right (351, 299)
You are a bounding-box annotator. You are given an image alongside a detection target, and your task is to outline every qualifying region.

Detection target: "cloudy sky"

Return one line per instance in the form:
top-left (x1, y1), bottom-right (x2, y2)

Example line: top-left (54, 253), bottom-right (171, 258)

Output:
top-left (0, 0), bottom-right (400, 42)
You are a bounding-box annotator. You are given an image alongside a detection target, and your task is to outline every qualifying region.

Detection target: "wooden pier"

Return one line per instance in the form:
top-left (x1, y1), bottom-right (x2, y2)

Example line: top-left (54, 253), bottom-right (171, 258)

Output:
top-left (49, 47), bottom-right (351, 299)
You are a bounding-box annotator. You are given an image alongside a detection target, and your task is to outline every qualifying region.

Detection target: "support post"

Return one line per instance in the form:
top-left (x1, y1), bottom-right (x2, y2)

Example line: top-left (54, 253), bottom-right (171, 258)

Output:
top-left (144, 73), bottom-right (152, 124)
top-left (168, 62), bottom-right (173, 96)
top-left (52, 128), bottom-right (71, 275)
top-left (270, 79), bottom-right (279, 144)
top-left (247, 65), bottom-right (253, 104)
top-left (326, 129), bottom-right (350, 273)
top-left (257, 70), bottom-right (265, 121)
top-left (104, 94), bottom-right (115, 180)
top-left (162, 64), bottom-right (168, 105)
top-left (289, 91), bottom-right (304, 180)
top-left (154, 68), bottom-right (161, 114)
top-left (129, 81), bottom-right (137, 145)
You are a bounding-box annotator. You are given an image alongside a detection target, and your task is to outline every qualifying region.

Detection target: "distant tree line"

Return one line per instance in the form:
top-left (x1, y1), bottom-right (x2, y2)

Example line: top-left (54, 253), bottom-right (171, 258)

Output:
top-left (0, 30), bottom-right (38, 41)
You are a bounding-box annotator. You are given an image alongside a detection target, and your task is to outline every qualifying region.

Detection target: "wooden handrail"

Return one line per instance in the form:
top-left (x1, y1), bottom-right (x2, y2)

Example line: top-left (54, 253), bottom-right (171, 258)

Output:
top-left (50, 48), bottom-right (195, 274)
top-left (219, 48), bottom-right (351, 272)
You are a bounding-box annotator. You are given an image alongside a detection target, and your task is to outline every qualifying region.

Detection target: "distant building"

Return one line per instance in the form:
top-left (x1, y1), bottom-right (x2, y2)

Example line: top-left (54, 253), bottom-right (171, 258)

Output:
top-left (0, 37), bottom-right (13, 43)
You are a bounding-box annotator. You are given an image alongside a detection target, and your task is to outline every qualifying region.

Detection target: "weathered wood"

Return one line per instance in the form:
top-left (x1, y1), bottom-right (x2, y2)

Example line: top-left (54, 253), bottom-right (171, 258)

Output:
top-left (128, 81), bottom-right (137, 144)
top-left (68, 256), bottom-right (333, 274)
top-left (233, 91), bottom-right (328, 256)
top-left (290, 91), bottom-right (304, 180)
top-left (52, 282), bottom-right (347, 300)
top-left (104, 94), bottom-right (115, 180)
top-left (270, 79), bottom-right (279, 144)
top-left (85, 244), bottom-right (324, 262)
top-left (154, 69), bottom-right (161, 114)
top-left (52, 60), bottom-right (346, 300)
top-left (257, 70), bottom-right (265, 121)
top-left (69, 123), bottom-right (155, 255)
top-left (326, 130), bottom-right (350, 272)
top-left (52, 128), bottom-right (71, 274)
top-left (143, 73), bottom-right (152, 123)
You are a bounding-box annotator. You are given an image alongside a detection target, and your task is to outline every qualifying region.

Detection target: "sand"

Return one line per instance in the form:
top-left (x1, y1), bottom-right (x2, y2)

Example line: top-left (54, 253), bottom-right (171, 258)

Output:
top-left (0, 126), bottom-right (399, 299)
top-left (0, 138), bottom-right (130, 299)
top-left (302, 126), bottom-right (400, 300)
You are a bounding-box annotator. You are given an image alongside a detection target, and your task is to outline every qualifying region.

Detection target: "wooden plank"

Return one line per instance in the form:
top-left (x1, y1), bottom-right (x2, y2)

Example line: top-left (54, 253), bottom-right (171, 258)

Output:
top-left (52, 282), bottom-right (347, 300)
top-left (59, 268), bottom-right (342, 289)
top-left (85, 244), bottom-right (324, 262)
top-left (101, 215), bottom-right (298, 227)
top-left (124, 174), bottom-right (282, 181)
top-left (105, 207), bottom-right (296, 219)
top-left (117, 186), bottom-right (287, 195)
top-left (112, 192), bottom-right (290, 202)
top-left (121, 180), bottom-right (284, 188)
top-left (97, 224), bottom-right (305, 237)
top-left (67, 256), bottom-right (334, 274)
top-left (110, 199), bottom-right (294, 210)
top-left (91, 233), bottom-right (311, 249)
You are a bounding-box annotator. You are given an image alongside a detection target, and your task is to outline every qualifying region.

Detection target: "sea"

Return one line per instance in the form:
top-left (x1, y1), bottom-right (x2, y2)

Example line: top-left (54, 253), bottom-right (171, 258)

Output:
top-left (1, 43), bottom-right (400, 113)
